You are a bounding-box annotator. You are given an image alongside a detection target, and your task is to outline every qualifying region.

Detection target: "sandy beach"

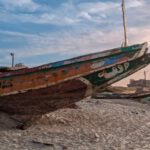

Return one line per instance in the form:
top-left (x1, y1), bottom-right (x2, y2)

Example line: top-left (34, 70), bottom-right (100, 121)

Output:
top-left (0, 97), bottom-right (150, 150)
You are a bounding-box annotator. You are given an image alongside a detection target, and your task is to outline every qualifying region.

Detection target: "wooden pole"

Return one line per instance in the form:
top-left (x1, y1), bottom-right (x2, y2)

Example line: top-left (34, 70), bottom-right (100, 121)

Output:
top-left (122, 0), bottom-right (128, 47)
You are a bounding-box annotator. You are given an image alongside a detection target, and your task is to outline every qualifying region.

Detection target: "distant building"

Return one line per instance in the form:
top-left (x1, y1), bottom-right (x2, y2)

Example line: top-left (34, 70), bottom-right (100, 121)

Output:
top-left (128, 79), bottom-right (150, 88)
top-left (8, 63), bottom-right (28, 71)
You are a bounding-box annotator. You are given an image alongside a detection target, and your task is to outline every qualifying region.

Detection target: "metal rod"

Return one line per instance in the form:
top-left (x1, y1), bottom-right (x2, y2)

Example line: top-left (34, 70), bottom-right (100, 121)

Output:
top-left (10, 53), bottom-right (14, 67)
top-left (122, 0), bottom-right (128, 47)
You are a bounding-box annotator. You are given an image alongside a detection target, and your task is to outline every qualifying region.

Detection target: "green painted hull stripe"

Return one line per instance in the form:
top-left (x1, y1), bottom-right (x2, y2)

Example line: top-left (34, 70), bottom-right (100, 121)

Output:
top-left (84, 56), bottom-right (145, 86)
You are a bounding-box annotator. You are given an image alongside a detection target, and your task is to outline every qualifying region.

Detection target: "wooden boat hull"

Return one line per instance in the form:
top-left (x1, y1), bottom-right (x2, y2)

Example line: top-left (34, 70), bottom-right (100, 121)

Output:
top-left (0, 54), bottom-right (149, 123)
top-left (0, 43), bottom-right (149, 126)
top-left (0, 43), bottom-right (147, 96)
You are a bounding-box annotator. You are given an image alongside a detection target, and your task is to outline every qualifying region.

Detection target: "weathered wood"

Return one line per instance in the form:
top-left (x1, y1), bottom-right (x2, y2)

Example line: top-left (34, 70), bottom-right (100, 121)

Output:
top-left (0, 43), bottom-right (147, 96)
top-left (0, 43), bottom-right (149, 126)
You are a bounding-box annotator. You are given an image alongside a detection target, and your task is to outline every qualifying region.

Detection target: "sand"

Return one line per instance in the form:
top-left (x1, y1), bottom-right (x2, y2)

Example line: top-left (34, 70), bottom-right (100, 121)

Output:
top-left (0, 98), bottom-right (150, 150)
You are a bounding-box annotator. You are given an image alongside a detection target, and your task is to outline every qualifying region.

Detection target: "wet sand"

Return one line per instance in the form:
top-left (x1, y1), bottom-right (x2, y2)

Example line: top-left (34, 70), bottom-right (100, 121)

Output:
top-left (0, 98), bottom-right (150, 150)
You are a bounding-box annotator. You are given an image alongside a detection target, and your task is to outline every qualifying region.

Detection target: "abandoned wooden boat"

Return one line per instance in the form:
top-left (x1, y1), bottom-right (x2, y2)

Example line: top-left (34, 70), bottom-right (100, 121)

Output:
top-left (0, 42), bottom-right (149, 126)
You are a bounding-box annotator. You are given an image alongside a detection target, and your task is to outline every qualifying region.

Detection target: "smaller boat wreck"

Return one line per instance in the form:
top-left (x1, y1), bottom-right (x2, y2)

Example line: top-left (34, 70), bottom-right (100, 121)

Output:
top-left (0, 0), bottom-right (150, 129)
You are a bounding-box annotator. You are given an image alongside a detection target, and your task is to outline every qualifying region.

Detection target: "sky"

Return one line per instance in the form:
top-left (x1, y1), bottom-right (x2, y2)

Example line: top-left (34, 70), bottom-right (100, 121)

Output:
top-left (0, 0), bottom-right (150, 85)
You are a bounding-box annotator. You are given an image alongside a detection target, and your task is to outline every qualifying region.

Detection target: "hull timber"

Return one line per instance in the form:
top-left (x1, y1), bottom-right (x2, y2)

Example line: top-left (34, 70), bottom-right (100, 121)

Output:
top-left (0, 43), bottom-right (147, 96)
top-left (0, 43), bottom-right (149, 124)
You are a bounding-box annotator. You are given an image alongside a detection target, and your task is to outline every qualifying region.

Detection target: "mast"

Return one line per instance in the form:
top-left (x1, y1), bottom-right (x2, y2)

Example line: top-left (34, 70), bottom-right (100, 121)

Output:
top-left (122, 0), bottom-right (128, 47)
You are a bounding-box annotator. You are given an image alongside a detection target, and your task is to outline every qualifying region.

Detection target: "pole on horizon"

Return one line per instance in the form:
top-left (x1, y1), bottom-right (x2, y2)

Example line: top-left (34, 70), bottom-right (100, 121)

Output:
top-left (122, 0), bottom-right (128, 47)
top-left (144, 71), bottom-right (147, 87)
top-left (10, 53), bottom-right (14, 67)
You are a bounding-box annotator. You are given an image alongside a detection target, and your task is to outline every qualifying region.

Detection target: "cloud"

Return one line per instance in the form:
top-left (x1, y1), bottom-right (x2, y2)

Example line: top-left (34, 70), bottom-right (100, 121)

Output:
top-left (78, 1), bottom-right (119, 14)
top-left (0, 1), bottom-right (120, 25)
top-left (1, 24), bottom-right (149, 61)
top-left (126, 0), bottom-right (144, 8)
top-left (0, 0), bottom-right (40, 12)
top-left (0, 30), bottom-right (36, 38)
top-left (0, 0), bottom-right (147, 26)
top-left (78, 12), bottom-right (92, 20)
top-left (0, 27), bottom-right (121, 59)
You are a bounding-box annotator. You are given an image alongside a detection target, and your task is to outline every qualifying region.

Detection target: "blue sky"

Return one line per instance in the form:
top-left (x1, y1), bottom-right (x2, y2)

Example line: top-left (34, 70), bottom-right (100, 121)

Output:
top-left (0, 0), bottom-right (150, 67)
